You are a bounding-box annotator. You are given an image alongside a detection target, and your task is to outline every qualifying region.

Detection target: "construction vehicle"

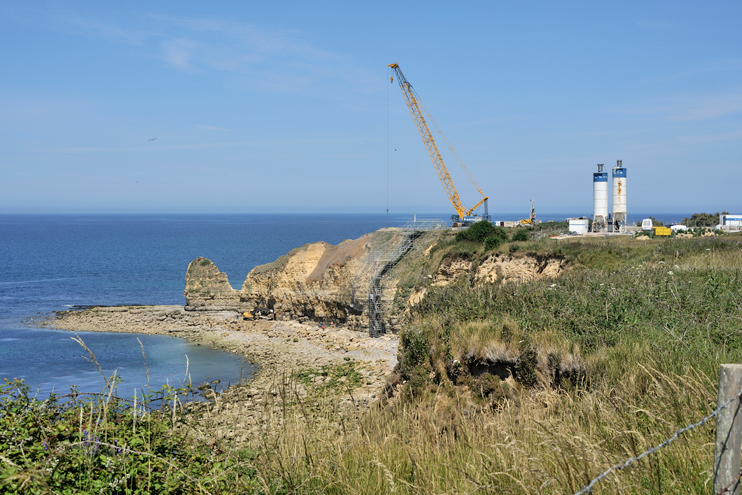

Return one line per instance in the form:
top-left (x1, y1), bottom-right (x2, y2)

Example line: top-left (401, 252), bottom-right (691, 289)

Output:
top-left (388, 63), bottom-right (490, 226)
top-left (520, 199), bottom-right (540, 225)
top-left (242, 307), bottom-right (274, 320)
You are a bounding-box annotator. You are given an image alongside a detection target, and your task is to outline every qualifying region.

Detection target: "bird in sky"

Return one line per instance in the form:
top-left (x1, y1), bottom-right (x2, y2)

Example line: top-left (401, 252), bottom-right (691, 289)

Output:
top-left (148, 137), bottom-right (157, 141)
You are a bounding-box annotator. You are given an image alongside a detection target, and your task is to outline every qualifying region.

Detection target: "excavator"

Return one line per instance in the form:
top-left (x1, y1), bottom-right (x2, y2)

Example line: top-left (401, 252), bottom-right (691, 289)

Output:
top-left (388, 63), bottom-right (490, 226)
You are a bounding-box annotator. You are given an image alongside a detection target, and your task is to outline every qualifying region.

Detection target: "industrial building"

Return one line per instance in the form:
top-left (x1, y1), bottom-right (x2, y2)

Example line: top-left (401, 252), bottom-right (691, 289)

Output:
top-left (592, 164), bottom-right (608, 231)
top-left (591, 160), bottom-right (627, 233)
top-left (568, 217), bottom-right (590, 235)
top-left (718, 214), bottom-right (742, 231)
top-left (612, 160), bottom-right (627, 231)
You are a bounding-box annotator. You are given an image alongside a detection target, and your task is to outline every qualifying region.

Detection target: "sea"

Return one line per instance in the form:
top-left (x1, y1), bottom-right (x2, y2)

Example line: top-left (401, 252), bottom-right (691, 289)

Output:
top-left (0, 211), bottom-right (691, 399)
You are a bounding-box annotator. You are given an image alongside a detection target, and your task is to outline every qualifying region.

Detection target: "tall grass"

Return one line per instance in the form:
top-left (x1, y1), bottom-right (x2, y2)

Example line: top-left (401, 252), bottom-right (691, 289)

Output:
top-left (3, 235), bottom-right (742, 493)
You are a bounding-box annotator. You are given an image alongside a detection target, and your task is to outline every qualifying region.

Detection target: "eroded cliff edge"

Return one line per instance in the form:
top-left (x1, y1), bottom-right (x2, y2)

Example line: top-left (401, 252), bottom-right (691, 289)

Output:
top-left (185, 230), bottom-right (405, 330)
top-left (184, 228), bottom-right (569, 333)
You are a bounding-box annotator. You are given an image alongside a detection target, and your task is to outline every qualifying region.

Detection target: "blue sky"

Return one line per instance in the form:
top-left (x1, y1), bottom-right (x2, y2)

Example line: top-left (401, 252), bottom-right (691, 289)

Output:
top-left (1, 1), bottom-right (741, 215)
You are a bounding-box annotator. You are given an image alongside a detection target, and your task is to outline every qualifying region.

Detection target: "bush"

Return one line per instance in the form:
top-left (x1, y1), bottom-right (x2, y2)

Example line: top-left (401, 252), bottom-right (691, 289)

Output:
top-left (399, 328), bottom-right (430, 379)
top-left (485, 236), bottom-right (503, 251)
top-left (456, 221), bottom-right (507, 243)
top-left (0, 378), bottom-right (259, 494)
top-left (511, 229), bottom-right (529, 242)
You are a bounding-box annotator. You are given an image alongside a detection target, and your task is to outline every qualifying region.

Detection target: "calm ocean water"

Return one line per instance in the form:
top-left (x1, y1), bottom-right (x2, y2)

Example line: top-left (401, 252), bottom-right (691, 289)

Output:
top-left (0, 213), bottom-right (413, 398)
top-left (0, 211), bottom-right (691, 397)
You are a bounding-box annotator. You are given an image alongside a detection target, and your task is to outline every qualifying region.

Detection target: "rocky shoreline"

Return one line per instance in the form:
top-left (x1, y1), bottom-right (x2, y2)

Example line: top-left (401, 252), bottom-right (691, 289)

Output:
top-left (33, 305), bottom-right (398, 442)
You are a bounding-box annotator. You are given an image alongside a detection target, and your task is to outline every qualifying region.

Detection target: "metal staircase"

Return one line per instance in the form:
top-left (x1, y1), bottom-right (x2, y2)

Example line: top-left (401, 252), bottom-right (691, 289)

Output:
top-left (367, 220), bottom-right (446, 337)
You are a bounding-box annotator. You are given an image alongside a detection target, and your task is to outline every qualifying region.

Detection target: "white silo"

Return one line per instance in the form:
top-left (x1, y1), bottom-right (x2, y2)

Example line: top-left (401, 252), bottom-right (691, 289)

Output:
top-left (612, 160), bottom-right (627, 230)
top-left (592, 164), bottom-right (608, 232)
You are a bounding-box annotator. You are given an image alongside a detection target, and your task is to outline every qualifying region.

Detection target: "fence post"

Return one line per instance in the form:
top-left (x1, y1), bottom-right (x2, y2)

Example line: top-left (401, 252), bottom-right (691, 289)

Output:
top-left (714, 364), bottom-right (742, 495)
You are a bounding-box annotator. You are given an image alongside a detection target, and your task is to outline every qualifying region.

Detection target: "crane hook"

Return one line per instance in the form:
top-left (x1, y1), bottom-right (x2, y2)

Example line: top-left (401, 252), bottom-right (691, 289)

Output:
top-left (390, 76), bottom-right (394, 84)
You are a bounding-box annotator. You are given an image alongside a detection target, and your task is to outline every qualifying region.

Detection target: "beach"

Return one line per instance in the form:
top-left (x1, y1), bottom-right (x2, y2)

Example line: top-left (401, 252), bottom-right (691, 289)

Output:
top-left (37, 305), bottom-right (399, 442)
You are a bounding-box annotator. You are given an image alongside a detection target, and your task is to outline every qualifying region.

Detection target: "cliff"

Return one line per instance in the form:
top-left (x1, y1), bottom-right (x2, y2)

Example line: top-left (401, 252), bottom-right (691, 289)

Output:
top-left (184, 229), bottom-right (567, 332)
top-left (184, 229), bottom-right (406, 330)
top-left (185, 257), bottom-right (241, 310)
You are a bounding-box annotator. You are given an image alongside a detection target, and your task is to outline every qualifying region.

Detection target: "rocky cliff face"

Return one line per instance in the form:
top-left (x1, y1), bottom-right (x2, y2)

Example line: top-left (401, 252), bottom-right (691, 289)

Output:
top-left (184, 230), bottom-right (568, 332)
top-left (184, 231), bottom-right (398, 330)
top-left (185, 258), bottom-right (241, 310)
top-left (237, 234), bottom-right (376, 328)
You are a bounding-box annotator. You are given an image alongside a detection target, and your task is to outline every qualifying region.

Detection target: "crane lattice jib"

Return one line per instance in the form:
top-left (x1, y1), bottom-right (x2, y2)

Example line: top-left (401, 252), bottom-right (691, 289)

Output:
top-left (388, 64), bottom-right (466, 220)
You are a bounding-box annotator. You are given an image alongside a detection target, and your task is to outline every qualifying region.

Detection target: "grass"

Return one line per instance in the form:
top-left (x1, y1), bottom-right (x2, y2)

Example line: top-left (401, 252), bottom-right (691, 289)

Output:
top-left (0, 378), bottom-right (263, 494)
top-left (3, 233), bottom-right (742, 493)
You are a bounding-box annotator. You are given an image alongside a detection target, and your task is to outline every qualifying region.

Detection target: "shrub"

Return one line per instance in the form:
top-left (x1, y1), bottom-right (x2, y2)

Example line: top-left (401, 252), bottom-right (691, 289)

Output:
top-left (399, 328), bottom-right (430, 378)
top-left (511, 229), bottom-right (529, 242)
top-left (485, 236), bottom-right (503, 251)
top-left (514, 347), bottom-right (538, 387)
top-left (475, 373), bottom-right (502, 399)
top-left (456, 221), bottom-right (506, 243)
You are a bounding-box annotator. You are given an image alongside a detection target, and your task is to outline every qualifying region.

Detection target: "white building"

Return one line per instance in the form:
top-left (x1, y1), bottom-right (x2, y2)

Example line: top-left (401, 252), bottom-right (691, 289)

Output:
top-left (718, 214), bottom-right (742, 231)
top-left (568, 217), bottom-right (589, 235)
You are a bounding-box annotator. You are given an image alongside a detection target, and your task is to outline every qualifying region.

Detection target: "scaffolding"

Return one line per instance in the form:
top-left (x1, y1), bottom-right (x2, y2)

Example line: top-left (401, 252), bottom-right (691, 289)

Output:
top-left (368, 220), bottom-right (446, 337)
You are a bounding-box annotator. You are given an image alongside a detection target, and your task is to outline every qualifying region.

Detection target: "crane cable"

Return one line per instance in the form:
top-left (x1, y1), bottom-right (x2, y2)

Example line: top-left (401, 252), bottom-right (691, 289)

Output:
top-left (386, 65), bottom-right (390, 228)
top-left (410, 85), bottom-right (486, 199)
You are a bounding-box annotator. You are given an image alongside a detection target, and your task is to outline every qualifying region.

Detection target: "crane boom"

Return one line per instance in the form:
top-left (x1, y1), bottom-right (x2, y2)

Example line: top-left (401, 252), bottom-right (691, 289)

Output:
top-left (388, 63), bottom-right (488, 220)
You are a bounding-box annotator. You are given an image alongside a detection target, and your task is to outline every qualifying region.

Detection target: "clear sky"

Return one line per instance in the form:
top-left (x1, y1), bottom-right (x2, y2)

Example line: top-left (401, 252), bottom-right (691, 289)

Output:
top-left (1, 1), bottom-right (741, 215)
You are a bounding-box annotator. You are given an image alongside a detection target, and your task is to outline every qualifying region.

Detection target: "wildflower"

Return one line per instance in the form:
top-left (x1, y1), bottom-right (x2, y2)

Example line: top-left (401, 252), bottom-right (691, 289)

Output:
top-left (668, 271), bottom-right (674, 275)
top-left (550, 283), bottom-right (557, 287)
top-left (43, 440), bottom-right (47, 451)
top-left (674, 265), bottom-right (680, 269)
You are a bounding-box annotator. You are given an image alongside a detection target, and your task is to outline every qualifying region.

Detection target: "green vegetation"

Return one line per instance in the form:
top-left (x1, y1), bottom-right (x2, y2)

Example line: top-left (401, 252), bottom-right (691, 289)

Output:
top-left (384, 235), bottom-right (742, 493)
top-left (682, 211), bottom-right (729, 227)
top-left (294, 361), bottom-right (364, 393)
top-left (0, 378), bottom-right (260, 494)
top-left (5, 234), bottom-right (742, 493)
top-left (199, 258), bottom-right (212, 267)
top-left (455, 220), bottom-right (507, 245)
top-left (510, 228), bottom-right (529, 242)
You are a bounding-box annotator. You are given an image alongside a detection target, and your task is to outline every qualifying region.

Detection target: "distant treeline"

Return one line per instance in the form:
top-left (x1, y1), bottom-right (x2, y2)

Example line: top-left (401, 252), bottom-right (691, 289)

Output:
top-left (681, 211), bottom-right (729, 227)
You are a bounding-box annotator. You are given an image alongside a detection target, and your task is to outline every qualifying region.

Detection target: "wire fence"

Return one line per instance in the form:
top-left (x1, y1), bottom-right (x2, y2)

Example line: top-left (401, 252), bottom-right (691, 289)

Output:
top-left (574, 387), bottom-right (742, 495)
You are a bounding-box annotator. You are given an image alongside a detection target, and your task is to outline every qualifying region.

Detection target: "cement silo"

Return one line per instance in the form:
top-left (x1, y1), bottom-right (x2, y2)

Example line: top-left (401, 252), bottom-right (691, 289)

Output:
top-left (612, 160), bottom-right (627, 230)
top-left (592, 164), bottom-right (608, 231)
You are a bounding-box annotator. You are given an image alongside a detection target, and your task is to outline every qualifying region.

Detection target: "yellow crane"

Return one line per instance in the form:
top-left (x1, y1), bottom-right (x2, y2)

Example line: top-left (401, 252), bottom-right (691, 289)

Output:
top-left (388, 63), bottom-right (489, 223)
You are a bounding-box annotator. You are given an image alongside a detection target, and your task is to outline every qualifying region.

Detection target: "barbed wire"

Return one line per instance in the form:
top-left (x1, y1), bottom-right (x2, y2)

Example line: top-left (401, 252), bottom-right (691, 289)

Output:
top-left (574, 387), bottom-right (742, 495)
top-left (718, 469), bottom-right (742, 495)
